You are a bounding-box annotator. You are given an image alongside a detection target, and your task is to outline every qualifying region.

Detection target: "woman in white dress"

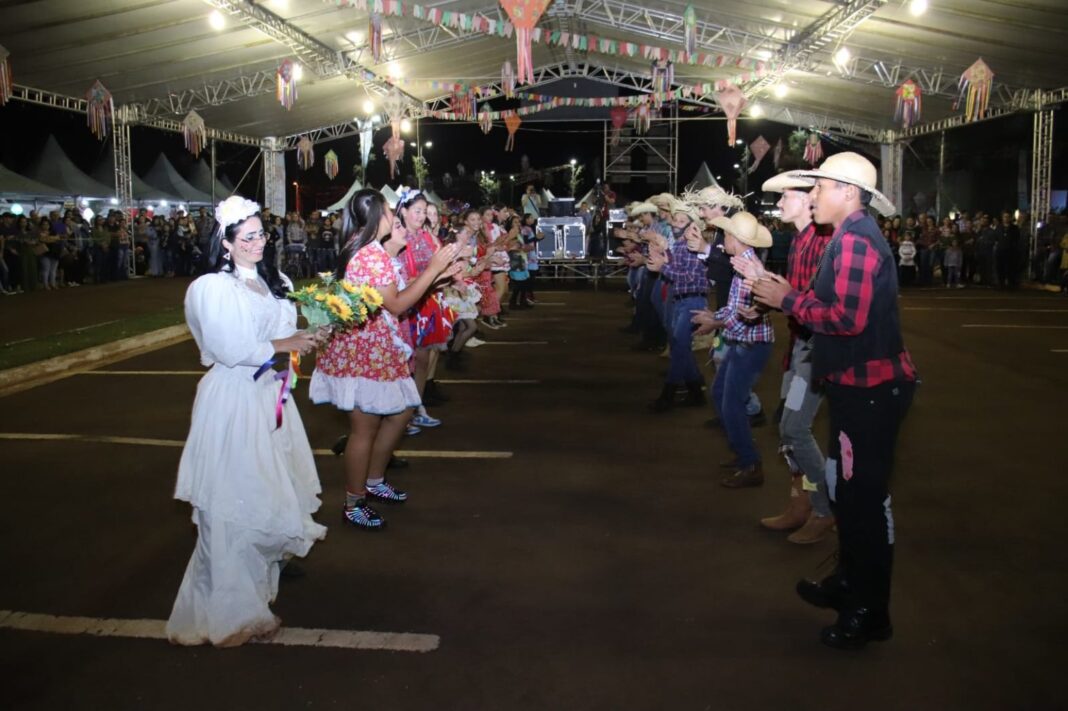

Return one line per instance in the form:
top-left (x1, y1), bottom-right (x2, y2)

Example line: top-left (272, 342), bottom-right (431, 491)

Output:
top-left (167, 197), bottom-right (326, 648)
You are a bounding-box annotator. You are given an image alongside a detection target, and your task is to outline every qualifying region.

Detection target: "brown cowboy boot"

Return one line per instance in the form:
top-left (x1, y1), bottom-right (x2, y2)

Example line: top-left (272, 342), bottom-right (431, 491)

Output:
top-left (760, 476), bottom-right (812, 531)
top-left (787, 512), bottom-right (837, 545)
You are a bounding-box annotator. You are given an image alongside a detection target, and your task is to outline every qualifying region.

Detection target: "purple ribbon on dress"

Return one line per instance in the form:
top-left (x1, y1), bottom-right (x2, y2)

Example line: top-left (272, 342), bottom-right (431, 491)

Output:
top-left (253, 358), bottom-right (291, 430)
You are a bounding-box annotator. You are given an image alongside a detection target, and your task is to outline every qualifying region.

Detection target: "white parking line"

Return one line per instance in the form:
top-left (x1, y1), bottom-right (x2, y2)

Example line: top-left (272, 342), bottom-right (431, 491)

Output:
top-left (478, 341), bottom-right (549, 345)
top-left (0, 433), bottom-right (512, 459)
top-left (81, 370), bottom-right (205, 376)
top-left (1052, 349), bottom-right (1068, 353)
top-left (436, 379), bottom-right (539, 384)
top-left (961, 324), bottom-right (1068, 329)
top-left (0, 610), bottom-right (439, 652)
top-left (907, 308), bottom-right (1068, 313)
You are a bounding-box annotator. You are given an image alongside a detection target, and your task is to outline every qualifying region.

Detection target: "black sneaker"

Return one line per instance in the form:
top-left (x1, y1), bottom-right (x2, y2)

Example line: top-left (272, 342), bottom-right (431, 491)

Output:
top-left (342, 501), bottom-right (386, 530)
top-left (365, 481), bottom-right (408, 505)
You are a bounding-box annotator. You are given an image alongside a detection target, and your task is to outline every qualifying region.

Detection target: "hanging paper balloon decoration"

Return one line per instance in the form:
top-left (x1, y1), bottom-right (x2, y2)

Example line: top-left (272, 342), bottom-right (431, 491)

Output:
top-left (683, 6), bottom-right (697, 55)
top-left (369, 13), bottom-right (383, 63)
top-left (383, 135), bottom-right (405, 179)
top-left (85, 80), bottom-right (113, 141)
top-left (324, 150), bottom-right (340, 180)
top-left (803, 133), bottom-right (823, 166)
top-left (504, 114), bottom-right (522, 152)
top-left (499, 0), bottom-right (552, 86)
top-left (382, 87), bottom-right (407, 139)
top-left (297, 136), bottom-right (314, 170)
top-left (0, 45), bottom-right (12, 106)
top-left (479, 110), bottom-right (493, 134)
top-left (894, 79), bottom-right (922, 129)
top-left (634, 103), bottom-right (651, 135)
top-left (181, 111), bottom-right (207, 158)
top-left (609, 106), bottom-right (629, 146)
top-left (748, 136), bottom-right (770, 174)
top-left (773, 137), bottom-right (784, 169)
top-left (956, 58), bottom-right (993, 123)
top-left (276, 59), bottom-right (298, 111)
top-left (714, 84), bottom-right (746, 146)
top-left (449, 92), bottom-right (475, 119)
top-left (502, 61), bottom-right (516, 99)
top-left (651, 59), bottom-right (674, 97)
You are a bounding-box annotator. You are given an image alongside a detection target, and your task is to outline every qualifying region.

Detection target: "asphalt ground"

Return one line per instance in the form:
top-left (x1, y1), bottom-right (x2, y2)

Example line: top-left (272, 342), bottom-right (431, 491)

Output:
top-left (1, 282), bottom-right (1066, 710)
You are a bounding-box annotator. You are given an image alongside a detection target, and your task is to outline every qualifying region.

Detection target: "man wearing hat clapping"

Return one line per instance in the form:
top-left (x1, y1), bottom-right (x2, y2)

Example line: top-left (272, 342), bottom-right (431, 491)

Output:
top-left (746, 152), bottom-right (917, 650)
top-left (690, 212), bottom-right (774, 484)
top-left (755, 171), bottom-right (836, 545)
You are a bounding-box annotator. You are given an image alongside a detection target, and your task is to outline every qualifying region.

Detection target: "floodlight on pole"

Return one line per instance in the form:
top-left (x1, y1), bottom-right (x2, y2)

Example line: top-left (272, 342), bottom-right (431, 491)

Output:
top-left (735, 139), bottom-right (744, 146)
top-left (733, 163), bottom-right (741, 169)
top-left (570, 158), bottom-right (577, 165)
top-left (424, 141), bottom-right (433, 149)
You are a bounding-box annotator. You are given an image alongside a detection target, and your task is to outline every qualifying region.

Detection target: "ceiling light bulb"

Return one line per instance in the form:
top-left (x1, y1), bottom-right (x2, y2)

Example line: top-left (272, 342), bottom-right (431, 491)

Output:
top-left (292, 63), bottom-right (303, 81)
top-left (208, 10), bottom-right (225, 31)
top-left (345, 31), bottom-right (362, 44)
top-left (773, 83), bottom-right (788, 99)
top-left (909, 0), bottom-right (928, 16)
top-left (834, 46), bottom-right (851, 67)
top-left (400, 118), bottom-right (412, 133)
top-left (362, 99), bottom-right (375, 114)
top-left (750, 104), bottom-right (764, 117)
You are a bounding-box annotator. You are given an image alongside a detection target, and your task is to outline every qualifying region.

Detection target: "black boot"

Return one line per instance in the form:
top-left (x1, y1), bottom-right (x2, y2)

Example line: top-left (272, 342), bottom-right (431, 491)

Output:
top-left (820, 608), bottom-right (893, 650)
top-left (648, 384), bottom-right (676, 413)
top-left (331, 435), bottom-right (349, 456)
top-left (444, 350), bottom-right (467, 372)
top-left (796, 571), bottom-right (851, 611)
top-left (682, 380), bottom-right (705, 406)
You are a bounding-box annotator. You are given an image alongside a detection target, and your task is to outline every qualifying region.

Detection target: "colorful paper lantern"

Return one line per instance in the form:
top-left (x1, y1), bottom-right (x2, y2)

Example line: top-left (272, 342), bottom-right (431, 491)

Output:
top-left (276, 59), bottom-right (298, 111)
top-left (748, 136), bottom-right (770, 174)
top-left (714, 84), bottom-right (746, 146)
top-left (504, 114), bottom-right (522, 151)
top-left (894, 79), bottom-right (922, 129)
top-left (181, 111), bottom-right (206, 158)
top-left (683, 5), bottom-right (697, 55)
top-left (499, 0), bottom-right (552, 85)
top-left (297, 136), bottom-right (314, 170)
top-left (369, 13), bottom-right (383, 63)
top-left (324, 150), bottom-right (339, 180)
top-left (502, 61), bottom-right (516, 99)
top-left (956, 58), bottom-right (993, 123)
top-left (383, 134), bottom-right (405, 179)
top-left (85, 80), bottom-right (113, 141)
top-left (609, 106), bottom-right (629, 145)
top-left (803, 133), bottom-right (823, 166)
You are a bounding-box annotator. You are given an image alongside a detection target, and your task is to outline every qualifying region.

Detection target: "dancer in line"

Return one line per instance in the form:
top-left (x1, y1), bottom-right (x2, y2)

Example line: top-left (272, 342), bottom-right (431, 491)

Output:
top-left (167, 196), bottom-right (326, 648)
top-left (310, 189), bottom-right (460, 530)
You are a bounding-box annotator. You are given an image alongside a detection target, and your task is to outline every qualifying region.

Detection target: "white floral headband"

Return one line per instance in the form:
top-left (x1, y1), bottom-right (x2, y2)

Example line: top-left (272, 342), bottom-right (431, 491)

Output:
top-left (216, 196), bottom-right (261, 230)
top-left (395, 186), bottom-right (424, 206)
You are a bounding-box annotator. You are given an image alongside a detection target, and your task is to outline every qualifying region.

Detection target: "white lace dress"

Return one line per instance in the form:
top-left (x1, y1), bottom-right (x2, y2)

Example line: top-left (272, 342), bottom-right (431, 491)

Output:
top-left (166, 266), bottom-right (327, 647)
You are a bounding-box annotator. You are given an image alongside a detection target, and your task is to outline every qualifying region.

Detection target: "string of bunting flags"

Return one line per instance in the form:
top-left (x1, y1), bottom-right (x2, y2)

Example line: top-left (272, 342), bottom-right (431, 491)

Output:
top-left (329, 0), bottom-right (772, 75)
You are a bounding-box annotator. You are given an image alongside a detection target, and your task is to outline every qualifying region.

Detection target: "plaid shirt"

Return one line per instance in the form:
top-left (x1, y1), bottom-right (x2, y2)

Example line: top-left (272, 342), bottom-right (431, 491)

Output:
top-left (782, 221), bottom-right (832, 367)
top-left (714, 248), bottom-right (773, 344)
top-left (662, 229), bottom-right (709, 297)
top-left (782, 212), bottom-right (916, 386)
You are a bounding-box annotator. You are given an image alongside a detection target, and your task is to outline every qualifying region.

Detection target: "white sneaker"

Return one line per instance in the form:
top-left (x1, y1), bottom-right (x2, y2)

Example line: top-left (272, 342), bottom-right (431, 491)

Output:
top-left (478, 318), bottom-right (500, 330)
top-left (466, 337), bottom-right (486, 348)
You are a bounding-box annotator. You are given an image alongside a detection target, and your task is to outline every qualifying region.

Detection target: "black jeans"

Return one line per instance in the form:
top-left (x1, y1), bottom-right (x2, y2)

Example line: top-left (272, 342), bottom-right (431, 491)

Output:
top-left (825, 379), bottom-right (915, 614)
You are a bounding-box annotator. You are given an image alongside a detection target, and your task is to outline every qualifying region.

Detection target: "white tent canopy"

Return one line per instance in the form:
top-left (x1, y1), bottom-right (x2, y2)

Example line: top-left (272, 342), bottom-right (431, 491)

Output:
top-left (91, 153), bottom-right (181, 204)
top-left (379, 184), bottom-right (399, 208)
top-left (141, 155), bottom-right (213, 204)
top-left (686, 162), bottom-right (721, 192)
top-left (0, 162), bottom-right (67, 198)
top-left (23, 136), bottom-right (115, 198)
top-left (185, 159), bottom-right (234, 202)
top-left (326, 178), bottom-right (364, 212)
top-left (423, 189), bottom-right (444, 208)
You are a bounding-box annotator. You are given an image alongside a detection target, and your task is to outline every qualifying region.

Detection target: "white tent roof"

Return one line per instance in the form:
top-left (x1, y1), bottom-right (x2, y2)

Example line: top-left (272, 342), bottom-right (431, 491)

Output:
top-left (23, 136), bottom-right (115, 198)
top-left (686, 163), bottom-right (721, 192)
top-left (379, 185), bottom-right (399, 208)
top-left (423, 189), bottom-right (444, 207)
top-left (326, 178), bottom-right (364, 212)
top-left (141, 155), bottom-right (214, 204)
top-left (185, 159), bottom-right (234, 201)
top-left (91, 153), bottom-right (182, 204)
top-left (541, 188), bottom-right (556, 203)
top-left (0, 162), bottom-right (67, 198)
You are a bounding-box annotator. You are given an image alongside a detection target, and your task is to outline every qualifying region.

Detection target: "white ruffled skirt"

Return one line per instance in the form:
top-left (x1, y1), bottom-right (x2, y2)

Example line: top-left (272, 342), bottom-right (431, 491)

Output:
top-left (167, 364), bottom-right (327, 647)
top-left (309, 371), bottom-right (421, 415)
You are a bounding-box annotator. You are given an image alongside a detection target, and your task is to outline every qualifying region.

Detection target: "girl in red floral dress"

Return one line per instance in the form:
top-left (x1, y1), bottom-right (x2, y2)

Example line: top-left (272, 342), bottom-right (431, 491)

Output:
top-left (310, 189), bottom-right (461, 529)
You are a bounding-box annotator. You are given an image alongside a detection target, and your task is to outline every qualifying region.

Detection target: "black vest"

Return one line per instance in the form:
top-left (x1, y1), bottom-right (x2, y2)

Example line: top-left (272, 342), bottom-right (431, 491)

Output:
top-left (812, 211), bottom-right (904, 381)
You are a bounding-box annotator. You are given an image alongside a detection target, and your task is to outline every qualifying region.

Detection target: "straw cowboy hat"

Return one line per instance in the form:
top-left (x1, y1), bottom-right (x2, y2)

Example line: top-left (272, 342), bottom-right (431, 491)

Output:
top-left (797, 151), bottom-right (896, 216)
top-left (711, 211), bottom-right (773, 249)
top-left (628, 201), bottom-right (658, 217)
top-left (682, 185), bottom-right (745, 212)
top-left (762, 170), bottom-right (814, 193)
top-left (648, 192), bottom-right (676, 209)
top-left (669, 198), bottom-right (702, 226)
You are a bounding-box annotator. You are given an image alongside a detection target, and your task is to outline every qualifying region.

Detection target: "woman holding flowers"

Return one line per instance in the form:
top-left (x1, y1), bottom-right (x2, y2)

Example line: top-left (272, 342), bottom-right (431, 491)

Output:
top-left (310, 189), bottom-right (461, 530)
top-left (167, 196), bottom-right (326, 648)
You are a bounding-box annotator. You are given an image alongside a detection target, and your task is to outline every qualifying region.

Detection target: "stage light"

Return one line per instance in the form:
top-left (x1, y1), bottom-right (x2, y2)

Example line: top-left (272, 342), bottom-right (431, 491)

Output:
top-left (208, 10), bottom-right (225, 31)
top-left (82, 208), bottom-right (94, 221)
top-left (110, 197), bottom-right (119, 205)
top-left (750, 104), bottom-right (764, 117)
top-left (292, 63), bottom-right (303, 81)
top-left (345, 31), bottom-right (362, 44)
top-left (424, 141), bottom-right (433, 148)
top-left (400, 118), bottom-right (412, 133)
top-left (570, 158), bottom-right (577, 165)
top-left (733, 163), bottom-right (741, 169)
top-left (160, 200), bottom-right (169, 207)
top-left (735, 139), bottom-right (744, 145)
top-left (773, 83), bottom-right (788, 99)
top-left (10, 203), bottom-right (23, 215)
top-left (388, 65), bottom-right (404, 79)
top-left (834, 46), bottom-right (851, 68)
top-left (362, 99), bottom-right (375, 114)
top-left (909, 0), bottom-right (928, 17)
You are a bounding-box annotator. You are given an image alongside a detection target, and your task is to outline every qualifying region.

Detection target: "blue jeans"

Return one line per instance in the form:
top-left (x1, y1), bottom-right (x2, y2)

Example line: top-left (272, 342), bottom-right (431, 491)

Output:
top-left (712, 342), bottom-right (773, 467)
top-left (667, 295), bottom-right (705, 384)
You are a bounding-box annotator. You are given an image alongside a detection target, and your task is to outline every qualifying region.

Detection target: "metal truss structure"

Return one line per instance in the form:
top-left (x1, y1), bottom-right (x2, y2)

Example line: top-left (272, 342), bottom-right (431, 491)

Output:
top-left (603, 105), bottom-right (679, 195)
top-left (1030, 109), bottom-right (1054, 267)
top-left (112, 106), bottom-right (137, 276)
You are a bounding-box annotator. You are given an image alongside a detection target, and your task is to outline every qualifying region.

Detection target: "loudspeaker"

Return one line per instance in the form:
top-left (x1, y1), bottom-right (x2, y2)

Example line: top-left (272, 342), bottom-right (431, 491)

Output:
top-left (563, 223), bottom-right (587, 258)
top-left (548, 198), bottom-right (576, 217)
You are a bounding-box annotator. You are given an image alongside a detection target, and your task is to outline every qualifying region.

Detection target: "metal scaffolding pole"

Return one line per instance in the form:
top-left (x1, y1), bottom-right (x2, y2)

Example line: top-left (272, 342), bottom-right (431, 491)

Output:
top-left (262, 137), bottom-right (287, 216)
top-left (112, 105), bottom-right (136, 278)
top-left (210, 140), bottom-right (218, 206)
top-left (936, 131), bottom-right (946, 218)
top-left (879, 142), bottom-right (904, 215)
top-left (1030, 109), bottom-right (1054, 273)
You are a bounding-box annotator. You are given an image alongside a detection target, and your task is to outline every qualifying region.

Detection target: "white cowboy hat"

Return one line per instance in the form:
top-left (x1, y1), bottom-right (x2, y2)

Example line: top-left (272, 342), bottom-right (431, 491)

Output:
top-left (628, 201), bottom-right (658, 216)
top-left (648, 192), bottom-right (676, 209)
top-left (711, 211), bottom-right (773, 249)
top-left (669, 198), bottom-right (702, 225)
top-left (797, 152), bottom-right (896, 216)
top-left (762, 170), bottom-right (814, 193)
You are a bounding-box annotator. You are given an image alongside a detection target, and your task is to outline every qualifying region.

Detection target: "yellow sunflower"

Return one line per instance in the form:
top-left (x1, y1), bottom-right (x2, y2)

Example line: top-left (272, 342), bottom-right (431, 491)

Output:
top-left (339, 280), bottom-right (359, 295)
top-left (325, 294), bottom-right (353, 322)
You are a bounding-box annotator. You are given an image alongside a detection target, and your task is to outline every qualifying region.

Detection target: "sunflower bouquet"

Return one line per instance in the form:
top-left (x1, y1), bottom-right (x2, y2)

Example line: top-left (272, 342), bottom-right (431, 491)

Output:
top-left (288, 272), bottom-right (384, 330)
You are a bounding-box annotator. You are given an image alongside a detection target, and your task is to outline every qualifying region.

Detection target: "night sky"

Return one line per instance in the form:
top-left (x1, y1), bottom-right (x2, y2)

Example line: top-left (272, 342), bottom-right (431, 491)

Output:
top-left (1, 86), bottom-right (1063, 216)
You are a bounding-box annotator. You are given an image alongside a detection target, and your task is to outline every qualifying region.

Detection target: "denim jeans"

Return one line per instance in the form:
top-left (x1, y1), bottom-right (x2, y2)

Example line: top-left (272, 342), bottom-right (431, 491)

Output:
top-left (666, 294), bottom-right (705, 384)
top-left (712, 342), bottom-right (772, 467)
top-left (778, 338), bottom-right (831, 516)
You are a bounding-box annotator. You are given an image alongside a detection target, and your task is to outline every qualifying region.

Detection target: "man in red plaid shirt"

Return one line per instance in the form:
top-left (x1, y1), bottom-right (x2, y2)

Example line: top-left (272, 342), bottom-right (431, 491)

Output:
top-left (750, 152), bottom-right (916, 651)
